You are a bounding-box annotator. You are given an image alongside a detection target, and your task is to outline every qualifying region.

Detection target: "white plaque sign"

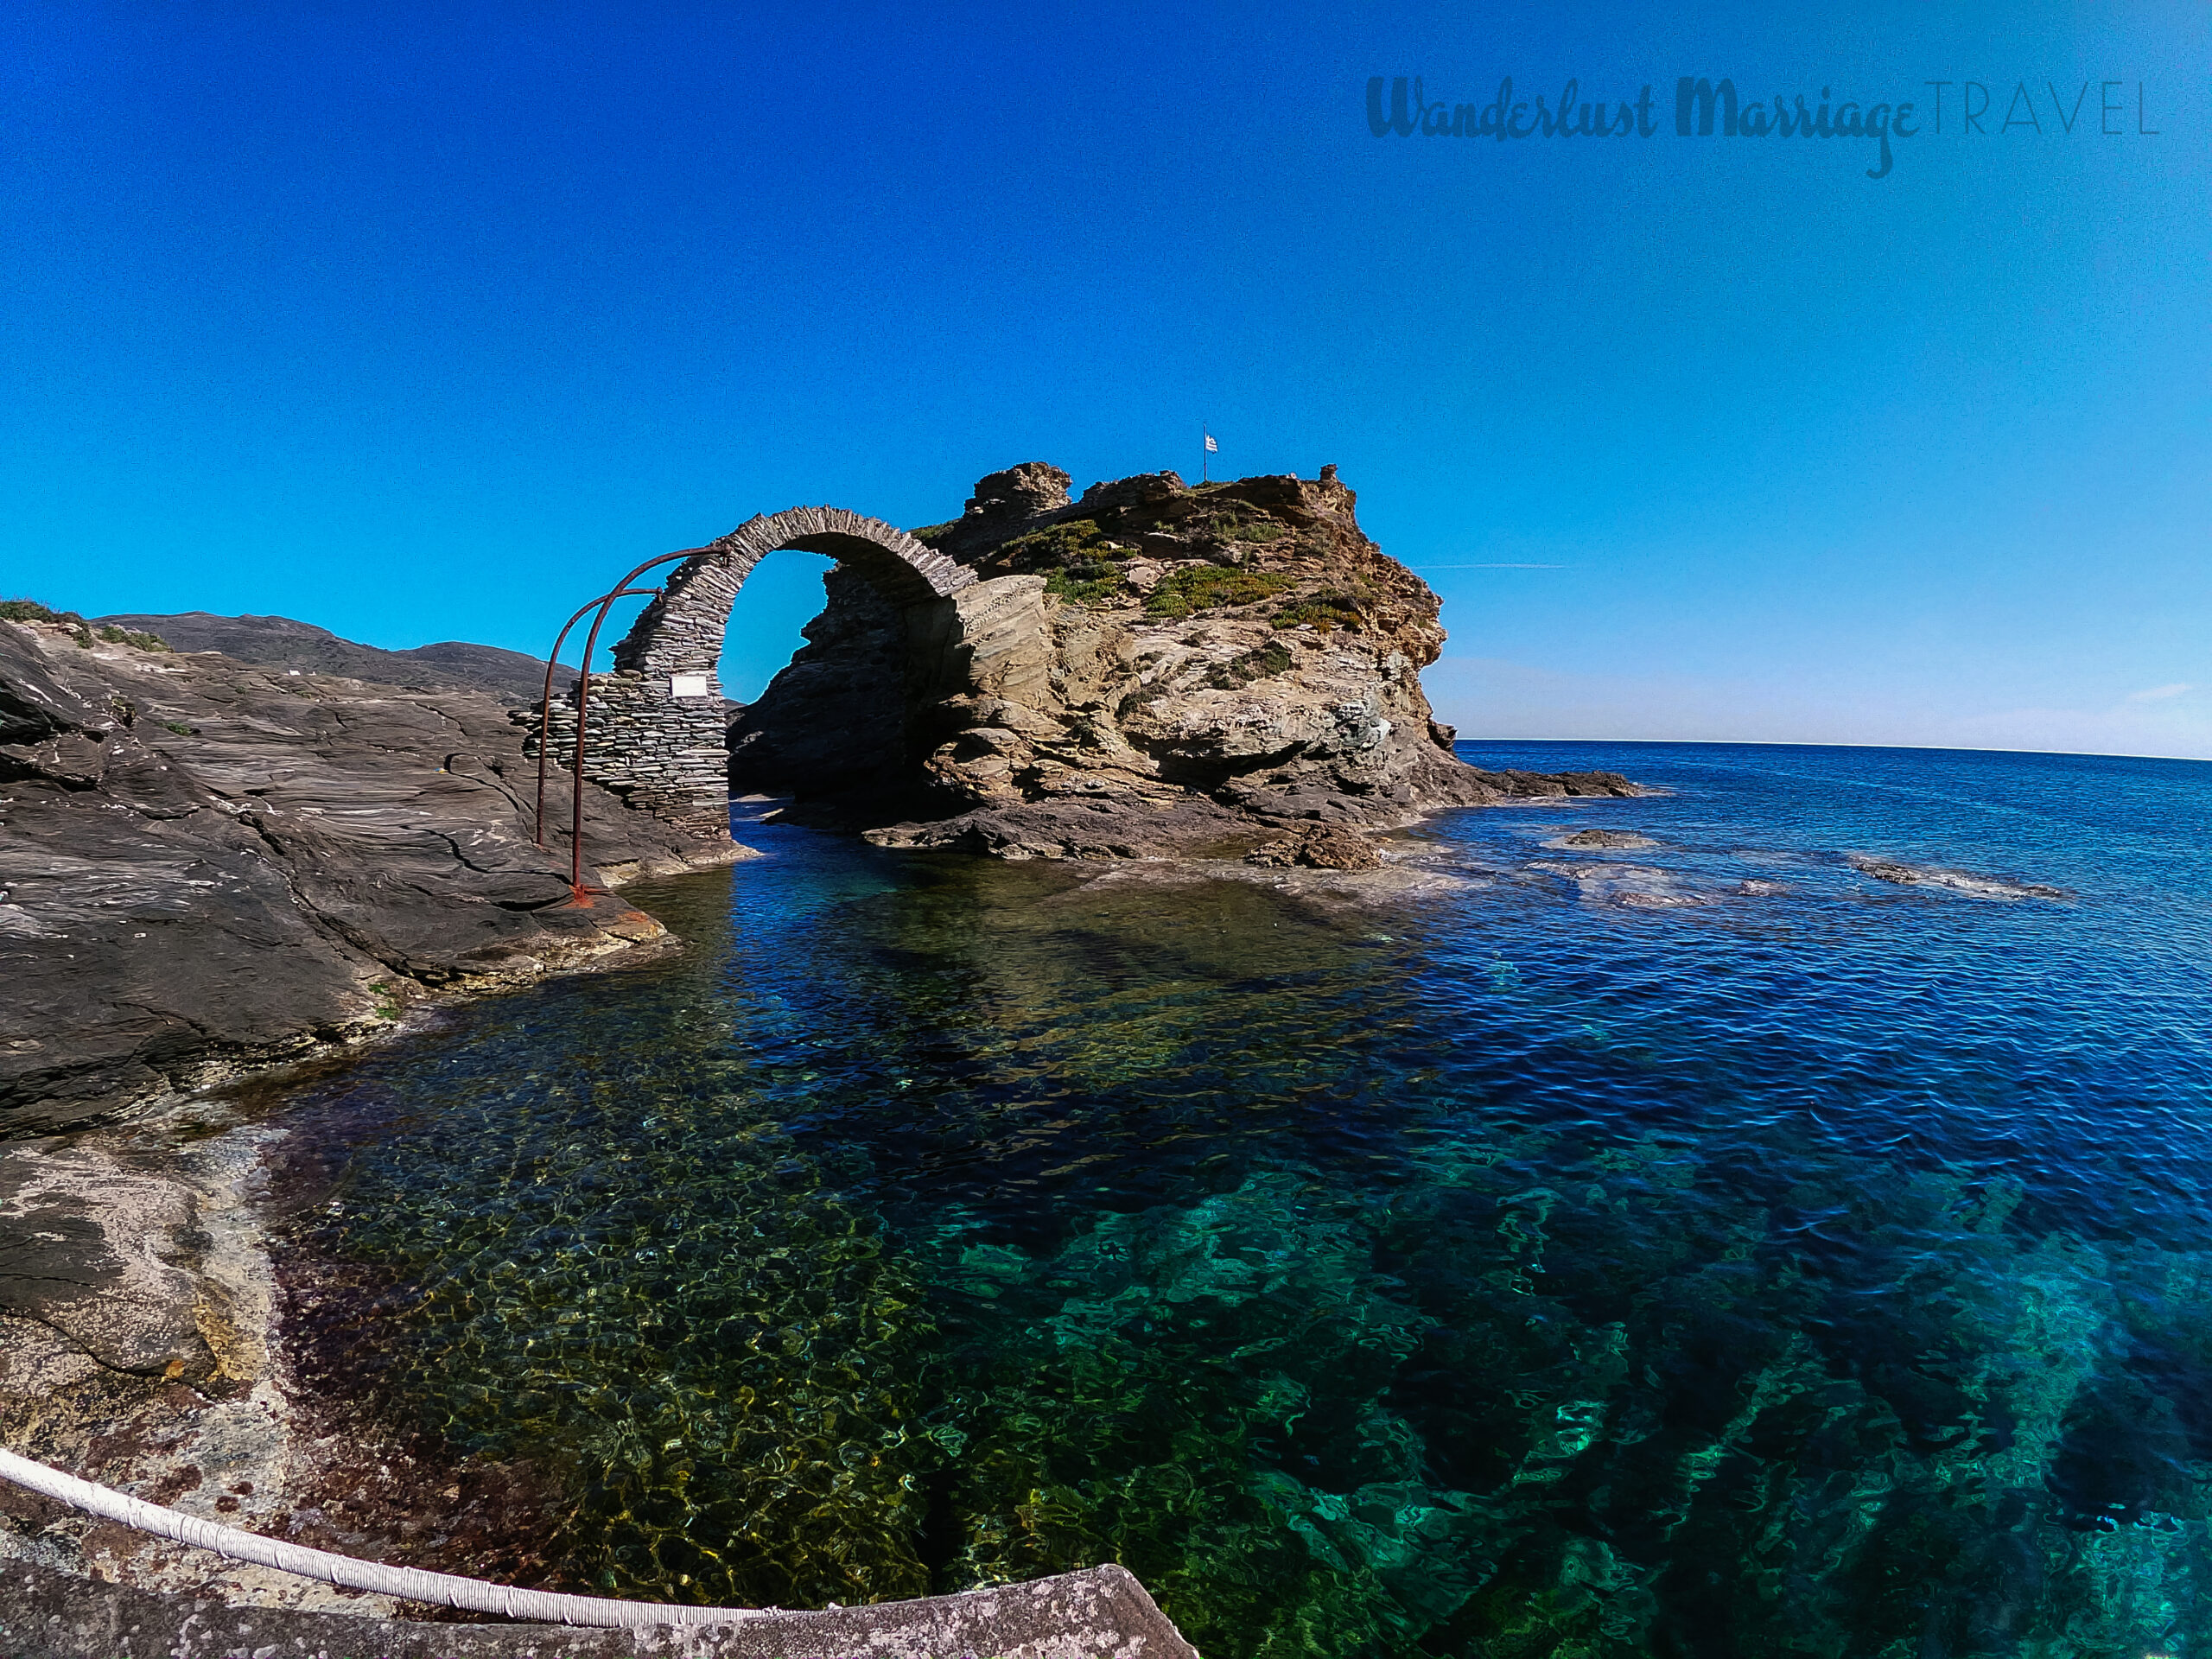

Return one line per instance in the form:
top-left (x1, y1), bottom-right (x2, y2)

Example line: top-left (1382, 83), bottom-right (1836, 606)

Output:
top-left (669, 674), bottom-right (710, 698)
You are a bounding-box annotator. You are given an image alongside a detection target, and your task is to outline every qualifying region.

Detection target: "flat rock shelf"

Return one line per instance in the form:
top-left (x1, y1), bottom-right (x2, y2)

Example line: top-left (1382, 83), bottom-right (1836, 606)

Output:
top-left (0, 1559), bottom-right (1197, 1657)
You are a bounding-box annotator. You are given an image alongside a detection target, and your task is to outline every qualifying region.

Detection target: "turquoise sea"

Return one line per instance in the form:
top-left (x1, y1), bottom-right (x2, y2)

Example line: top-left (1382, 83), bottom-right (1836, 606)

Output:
top-left (271, 741), bottom-right (2212, 1656)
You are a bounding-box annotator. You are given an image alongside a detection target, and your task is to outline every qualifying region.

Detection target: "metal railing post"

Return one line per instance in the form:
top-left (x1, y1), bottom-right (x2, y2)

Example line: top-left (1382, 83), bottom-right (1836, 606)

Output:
top-left (536, 546), bottom-right (715, 901)
top-left (534, 586), bottom-right (664, 846)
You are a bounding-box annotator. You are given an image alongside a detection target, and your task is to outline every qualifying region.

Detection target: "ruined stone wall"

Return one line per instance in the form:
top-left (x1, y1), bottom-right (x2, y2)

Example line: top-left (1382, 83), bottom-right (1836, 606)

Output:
top-left (528, 672), bottom-right (732, 840)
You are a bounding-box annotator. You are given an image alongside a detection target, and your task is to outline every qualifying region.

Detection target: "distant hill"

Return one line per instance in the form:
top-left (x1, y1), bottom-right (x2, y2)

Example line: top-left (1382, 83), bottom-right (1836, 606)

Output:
top-left (94, 611), bottom-right (574, 704)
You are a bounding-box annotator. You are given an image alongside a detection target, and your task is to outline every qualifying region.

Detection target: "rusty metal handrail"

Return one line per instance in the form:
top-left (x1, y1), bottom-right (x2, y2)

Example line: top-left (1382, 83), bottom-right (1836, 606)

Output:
top-left (537, 546), bottom-right (715, 900)
top-left (532, 586), bottom-right (664, 846)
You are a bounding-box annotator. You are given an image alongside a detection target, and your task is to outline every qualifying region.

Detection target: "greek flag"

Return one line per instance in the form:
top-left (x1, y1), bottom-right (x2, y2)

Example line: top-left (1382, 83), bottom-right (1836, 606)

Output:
top-left (1204, 430), bottom-right (1217, 453)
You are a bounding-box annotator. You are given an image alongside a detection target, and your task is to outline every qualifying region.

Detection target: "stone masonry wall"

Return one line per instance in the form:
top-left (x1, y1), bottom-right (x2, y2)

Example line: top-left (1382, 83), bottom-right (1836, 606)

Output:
top-left (527, 673), bottom-right (732, 840)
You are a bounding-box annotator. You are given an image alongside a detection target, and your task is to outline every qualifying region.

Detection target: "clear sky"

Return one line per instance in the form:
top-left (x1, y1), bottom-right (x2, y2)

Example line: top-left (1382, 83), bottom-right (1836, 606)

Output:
top-left (4, 2), bottom-right (2206, 753)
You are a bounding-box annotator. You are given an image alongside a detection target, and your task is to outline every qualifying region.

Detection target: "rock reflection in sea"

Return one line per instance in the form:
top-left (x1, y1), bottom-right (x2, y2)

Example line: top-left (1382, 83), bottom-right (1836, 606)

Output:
top-left (272, 743), bottom-right (2212, 1656)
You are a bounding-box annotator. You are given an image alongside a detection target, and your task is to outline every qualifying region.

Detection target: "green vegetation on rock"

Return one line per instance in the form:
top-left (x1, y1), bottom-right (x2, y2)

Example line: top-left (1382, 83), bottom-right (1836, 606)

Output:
top-left (1271, 588), bottom-right (1365, 632)
top-left (0, 599), bottom-right (169, 652)
top-left (1204, 514), bottom-right (1291, 545)
top-left (999, 518), bottom-right (1116, 569)
top-left (1145, 566), bottom-right (1294, 620)
top-left (98, 623), bottom-right (171, 650)
top-left (976, 519), bottom-right (1132, 607)
top-left (1044, 561), bottom-right (1127, 607)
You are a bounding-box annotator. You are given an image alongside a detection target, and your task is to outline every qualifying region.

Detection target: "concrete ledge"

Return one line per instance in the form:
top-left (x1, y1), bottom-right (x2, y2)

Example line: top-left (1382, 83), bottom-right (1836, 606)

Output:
top-left (0, 1560), bottom-right (1200, 1659)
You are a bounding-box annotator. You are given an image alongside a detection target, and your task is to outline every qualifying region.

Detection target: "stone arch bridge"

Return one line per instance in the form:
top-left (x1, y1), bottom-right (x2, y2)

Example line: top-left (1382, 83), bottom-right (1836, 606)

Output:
top-left (538, 506), bottom-right (978, 839)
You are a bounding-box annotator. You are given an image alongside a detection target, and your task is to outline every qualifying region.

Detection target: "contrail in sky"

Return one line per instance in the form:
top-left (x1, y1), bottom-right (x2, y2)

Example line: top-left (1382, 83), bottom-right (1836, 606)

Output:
top-left (1413, 563), bottom-right (1567, 569)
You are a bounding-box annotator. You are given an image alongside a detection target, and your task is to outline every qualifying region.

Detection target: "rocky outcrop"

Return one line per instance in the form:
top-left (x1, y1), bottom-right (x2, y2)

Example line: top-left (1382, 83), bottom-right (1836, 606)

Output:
top-left (1245, 823), bottom-right (1384, 871)
top-left (0, 620), bottom-right (742, 1138)
top-left (729, 464), bottom-right (1639, 858)
top-left (92, 612), bottom-right (574, 706)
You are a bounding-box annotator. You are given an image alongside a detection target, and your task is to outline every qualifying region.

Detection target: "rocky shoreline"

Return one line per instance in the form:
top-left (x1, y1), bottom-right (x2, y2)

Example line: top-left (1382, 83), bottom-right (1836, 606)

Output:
top-left (0, 613), bottom-right (761, 1624)
top-left (0, 616), bottom-right (745, 1141)
top-left (0, 1077), bottom-right (622, 1623)
top-left (0, 464), bottom-right (1643, 1140)
top-left (0, 1052), bottom-right (1211, 1649)
top-left (0, 471), bottom-right (1649, 1638)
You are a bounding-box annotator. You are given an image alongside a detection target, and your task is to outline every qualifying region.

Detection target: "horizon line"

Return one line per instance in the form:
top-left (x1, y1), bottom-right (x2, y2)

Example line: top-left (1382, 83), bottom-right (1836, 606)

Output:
top-left (1449, 735), bottom-right (2212, 766)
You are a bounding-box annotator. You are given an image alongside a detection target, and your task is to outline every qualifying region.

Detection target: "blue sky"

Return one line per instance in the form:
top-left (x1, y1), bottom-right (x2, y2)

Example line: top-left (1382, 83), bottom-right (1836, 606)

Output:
top-left (3, 2), bottom-right (2206, 753)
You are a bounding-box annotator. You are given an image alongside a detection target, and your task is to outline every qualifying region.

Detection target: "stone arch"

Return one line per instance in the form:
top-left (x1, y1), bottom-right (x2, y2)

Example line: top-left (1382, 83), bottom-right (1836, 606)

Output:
top-left (610, 506), bottom-right (975, 682)
top-left (560, 507), bottom-right (976, 841)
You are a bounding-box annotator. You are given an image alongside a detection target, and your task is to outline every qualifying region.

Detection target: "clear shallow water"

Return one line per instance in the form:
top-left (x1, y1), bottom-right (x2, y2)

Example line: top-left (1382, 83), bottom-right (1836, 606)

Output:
top-left (270, 742), bottom-right (2212, 1656)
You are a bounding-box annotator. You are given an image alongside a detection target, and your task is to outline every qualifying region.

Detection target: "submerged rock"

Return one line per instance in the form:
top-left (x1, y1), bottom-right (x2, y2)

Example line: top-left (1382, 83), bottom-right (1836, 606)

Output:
top-left (1529, 860), bottom-right (1712, 909)
top-left (1548, 828), bottom-right (1661, 850)
top-left (1848, 856), bottom-right (2069, 901)
top-left (734, 466), bottom-right (1643, 856)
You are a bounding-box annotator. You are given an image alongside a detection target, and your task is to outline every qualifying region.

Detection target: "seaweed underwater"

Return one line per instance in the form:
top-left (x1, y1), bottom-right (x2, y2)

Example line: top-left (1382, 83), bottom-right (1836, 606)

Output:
top-left (270, 747), bottom-right (2212, 1656)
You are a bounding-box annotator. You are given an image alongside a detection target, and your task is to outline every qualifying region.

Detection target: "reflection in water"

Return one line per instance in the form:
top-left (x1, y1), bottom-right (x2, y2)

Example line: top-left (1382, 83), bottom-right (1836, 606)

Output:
top-left (276, 745), bottom-right (2212, 1656)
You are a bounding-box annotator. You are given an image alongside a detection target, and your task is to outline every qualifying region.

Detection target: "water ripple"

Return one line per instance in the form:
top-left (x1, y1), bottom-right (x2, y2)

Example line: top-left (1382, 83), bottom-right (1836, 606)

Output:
top-left (266, 743), bottom-right (2212, 1656)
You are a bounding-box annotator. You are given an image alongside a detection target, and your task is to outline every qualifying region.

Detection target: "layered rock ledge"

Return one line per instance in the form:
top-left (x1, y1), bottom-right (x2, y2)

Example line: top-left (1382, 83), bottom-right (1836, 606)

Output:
top-left (0, 619), bottom-right (744, 1139)
top-left (729, 463), bottom-right (1640, 858)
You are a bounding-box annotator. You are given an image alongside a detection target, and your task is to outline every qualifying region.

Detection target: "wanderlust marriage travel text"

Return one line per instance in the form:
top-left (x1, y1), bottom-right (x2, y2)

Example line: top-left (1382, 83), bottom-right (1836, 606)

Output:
top-left (1366, 76), bottom-right (2162, 180)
